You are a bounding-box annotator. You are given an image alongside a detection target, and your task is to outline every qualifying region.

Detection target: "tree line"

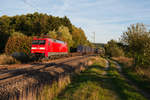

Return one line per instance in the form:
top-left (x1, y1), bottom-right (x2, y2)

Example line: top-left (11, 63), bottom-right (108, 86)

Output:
top-left (0, 12), bottom-right (91, 53)
top-left (105, 23), bottom-right (150, 68)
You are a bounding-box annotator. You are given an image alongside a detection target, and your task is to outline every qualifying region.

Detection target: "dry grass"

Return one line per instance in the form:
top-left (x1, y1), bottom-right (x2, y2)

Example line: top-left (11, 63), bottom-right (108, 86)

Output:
top-left (135, 67), bottom-right (150, 79)
top-left (89, 57), bottom-right (99, 62)
top-left (0, 54), bottom-right (20, 65)
top-left (39, 75), bottom-right (71, 100)
top-left (112, 56), bottom-right (150, 94)
top-left (112, 56), bottom-right (150, 78)
top-left (89, 57), bottom-right (107, 68)
top-left (98, 57), bottom-right (107, 67)
top-left (112, 56), bottom-right (133, 67)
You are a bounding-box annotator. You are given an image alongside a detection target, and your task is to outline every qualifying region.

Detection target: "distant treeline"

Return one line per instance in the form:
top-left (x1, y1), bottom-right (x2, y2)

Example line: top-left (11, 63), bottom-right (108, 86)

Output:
top-left (0, 12), bottom-right (91, 53)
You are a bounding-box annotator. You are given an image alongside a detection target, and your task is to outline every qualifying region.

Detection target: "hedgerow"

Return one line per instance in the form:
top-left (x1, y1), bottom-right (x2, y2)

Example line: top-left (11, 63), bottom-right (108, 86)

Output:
top-left (5, 32), bottom-right (32, 55)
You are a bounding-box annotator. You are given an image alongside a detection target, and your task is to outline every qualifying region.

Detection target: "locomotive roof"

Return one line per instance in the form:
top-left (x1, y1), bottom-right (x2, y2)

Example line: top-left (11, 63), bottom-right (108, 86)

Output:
top-left (33, 37), bottom-right (66, 44)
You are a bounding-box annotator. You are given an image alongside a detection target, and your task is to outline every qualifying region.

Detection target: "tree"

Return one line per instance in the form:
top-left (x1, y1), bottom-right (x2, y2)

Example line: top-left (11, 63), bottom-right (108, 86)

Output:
top-left (5, 32), bottom-right (32, 55)
top-left (105, 40), bottom-right (124, 57)
top-left (57, 26), bottom-right (73, 48)
top-left (47, 30), bottom-right (57, 39)
top-left (0, 15), bottom-right (13, 52)
top-left (0, 13), bottom-right (89, 52)
top-left (71, 25), bottom-right (81, 47)
top-left (71, 25), bottom-right (90, 47)
top-left (121, 23), bottom-right (150, 67)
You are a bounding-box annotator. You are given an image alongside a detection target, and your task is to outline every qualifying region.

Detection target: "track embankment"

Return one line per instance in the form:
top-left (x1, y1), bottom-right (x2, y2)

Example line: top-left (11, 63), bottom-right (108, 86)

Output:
top-left (0, 56), bottom-right (94, 100)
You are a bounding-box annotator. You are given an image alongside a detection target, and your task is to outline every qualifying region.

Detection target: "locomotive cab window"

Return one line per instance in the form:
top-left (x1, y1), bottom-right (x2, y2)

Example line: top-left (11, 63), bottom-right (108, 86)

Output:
top-left (32, 40), bottom-right (46, 45)
top-left (32, 40), bottom-right (39, 44)
top-left (39, 40), bottom-right (45, 45)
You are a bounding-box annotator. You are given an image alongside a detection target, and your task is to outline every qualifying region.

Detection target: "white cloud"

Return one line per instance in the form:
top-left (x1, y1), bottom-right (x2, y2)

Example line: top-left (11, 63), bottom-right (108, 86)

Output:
top-left (1, 0), bottom-right (150, 43)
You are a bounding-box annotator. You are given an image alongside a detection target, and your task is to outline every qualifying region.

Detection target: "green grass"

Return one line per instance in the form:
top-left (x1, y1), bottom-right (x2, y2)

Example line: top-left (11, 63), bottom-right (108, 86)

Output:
top-left (97, 57), bottom-right (107, 67)
top-left (54, 57), bottom-right (147, 100)
top-left (112, 57), bottom-right (150, 96)
top-left (122, 67), bottom-right (150, 94)
top-left (107, 62), bottom-right (147, 100)
top-left (54, 58), bottom-right (119, 100)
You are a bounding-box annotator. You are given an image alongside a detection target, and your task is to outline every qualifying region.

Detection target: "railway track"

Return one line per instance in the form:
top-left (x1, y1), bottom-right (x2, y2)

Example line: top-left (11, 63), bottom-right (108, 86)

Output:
top-left (0, 56), bottom-right (88, 87)
top-left (0, 53), bottom-right (82, 74)
top-left (0, 56), bottom-right (76, 76)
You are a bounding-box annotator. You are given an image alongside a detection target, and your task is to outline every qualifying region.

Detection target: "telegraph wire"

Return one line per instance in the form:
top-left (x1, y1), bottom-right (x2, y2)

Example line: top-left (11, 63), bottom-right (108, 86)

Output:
top-left (21, 0), bottom-right (40, 12)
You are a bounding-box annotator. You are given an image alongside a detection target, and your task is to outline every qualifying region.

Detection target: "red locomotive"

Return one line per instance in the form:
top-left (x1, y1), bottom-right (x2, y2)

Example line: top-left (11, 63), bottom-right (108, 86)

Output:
top-left (31, 37), bottom-right (68, 57)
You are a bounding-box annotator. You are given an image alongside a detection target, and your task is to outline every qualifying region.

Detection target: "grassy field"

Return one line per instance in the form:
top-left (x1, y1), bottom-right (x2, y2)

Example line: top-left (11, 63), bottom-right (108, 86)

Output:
top-left (112, 57), bottom-right (150, 95)
top-left (122, 68), bottom-right (150, 94)
top-left (108, 60), bottom-right (147, 100)
top-left (54, 57), bottom-right (147, 100)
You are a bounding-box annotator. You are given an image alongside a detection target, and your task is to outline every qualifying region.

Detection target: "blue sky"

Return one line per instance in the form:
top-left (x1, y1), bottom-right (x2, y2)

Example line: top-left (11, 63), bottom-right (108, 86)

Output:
top-left (0, 0), bottom-right (150, 43)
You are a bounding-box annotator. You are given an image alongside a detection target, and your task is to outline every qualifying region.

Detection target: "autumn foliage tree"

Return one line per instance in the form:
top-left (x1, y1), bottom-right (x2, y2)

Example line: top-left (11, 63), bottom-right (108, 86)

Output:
top-left (0, 12), bottom-right (90, 53)
top-left (5, 32), bottom-right (32, 55)
top-left (47, 26), bottom-right (74, 48)
top-left (57, 26), bottom-right (73, 48)
top-left (121, 23), bottom-right (150, 67)
top-left (47, 25), bottom-right (91, 48)
top-left (0, 12), bottom-right (73, 52)
top-left (71, 25), bottom-right (90, 47)
top-left (47, 30), bottom-right (57, 39)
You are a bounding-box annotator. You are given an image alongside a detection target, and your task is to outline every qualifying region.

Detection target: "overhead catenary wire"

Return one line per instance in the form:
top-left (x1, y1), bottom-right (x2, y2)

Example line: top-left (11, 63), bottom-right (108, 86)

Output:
top-left (21, 0), bottom-right (40, 12)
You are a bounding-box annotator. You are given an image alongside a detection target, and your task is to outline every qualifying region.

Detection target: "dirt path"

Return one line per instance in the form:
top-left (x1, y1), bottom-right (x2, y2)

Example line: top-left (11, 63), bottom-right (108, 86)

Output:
top-left (112, 60), bottom-right (150, 100)
top-left (105, 59), bottom-right (109, 69)
top-left (101, 59), bottom-right (109, 75)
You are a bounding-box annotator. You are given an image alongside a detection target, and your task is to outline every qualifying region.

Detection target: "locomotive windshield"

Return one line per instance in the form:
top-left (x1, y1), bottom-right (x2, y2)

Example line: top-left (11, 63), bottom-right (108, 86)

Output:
top-left (32, 40), bottom-right (46, 45)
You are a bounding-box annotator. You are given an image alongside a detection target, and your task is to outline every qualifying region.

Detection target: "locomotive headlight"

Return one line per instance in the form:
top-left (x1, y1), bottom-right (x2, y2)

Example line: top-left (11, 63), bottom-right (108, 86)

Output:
top-left (31, 47), bottom-right (37, 49)
top-left (39, 47), bottom-right (45, 50)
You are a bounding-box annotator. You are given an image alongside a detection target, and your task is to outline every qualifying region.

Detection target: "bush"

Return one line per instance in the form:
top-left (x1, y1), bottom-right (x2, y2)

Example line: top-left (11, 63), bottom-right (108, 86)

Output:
top-left (0, 54), bottom-right (20, 65)
top-left (121, 23), bottom-right (150, 67)
top-left (5, 32), bottom-right (32, 55)
top-left (105, 40), bottom-right (124, 57)
top-left (110, 47), bottom-right (124, 57)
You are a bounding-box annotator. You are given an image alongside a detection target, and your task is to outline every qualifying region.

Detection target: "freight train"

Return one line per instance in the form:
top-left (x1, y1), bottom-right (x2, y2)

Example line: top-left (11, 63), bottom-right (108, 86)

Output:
top-left (31, 37), bottom-right (100, 58)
